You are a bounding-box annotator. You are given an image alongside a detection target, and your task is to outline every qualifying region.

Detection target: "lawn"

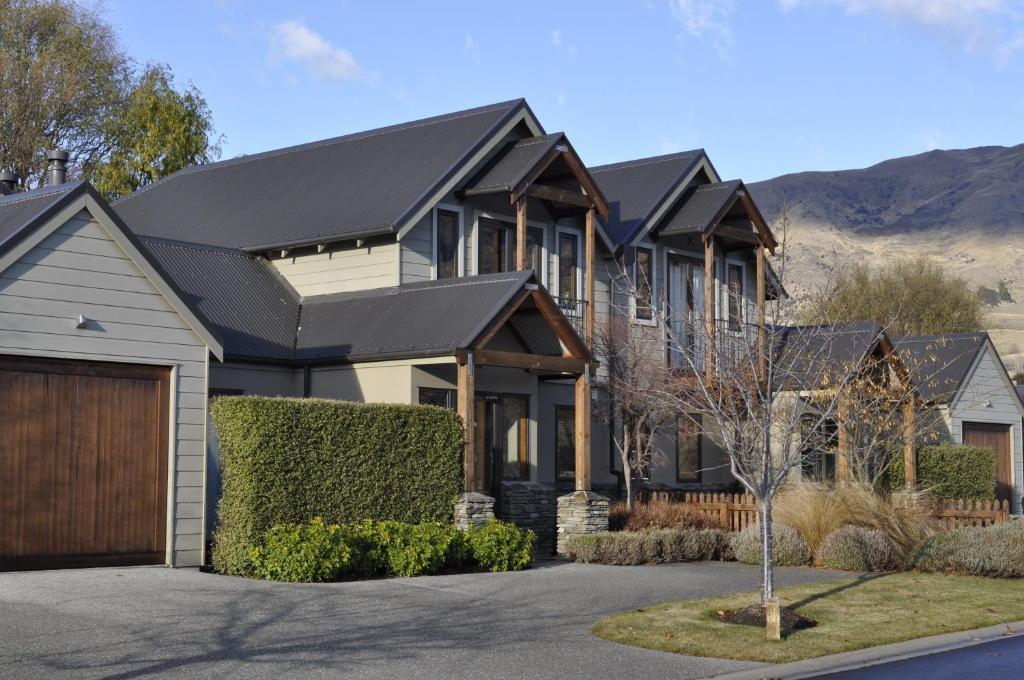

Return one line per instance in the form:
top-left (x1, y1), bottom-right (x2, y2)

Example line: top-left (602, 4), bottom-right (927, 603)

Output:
top-left (591, 572), bottom-right (1024, 663)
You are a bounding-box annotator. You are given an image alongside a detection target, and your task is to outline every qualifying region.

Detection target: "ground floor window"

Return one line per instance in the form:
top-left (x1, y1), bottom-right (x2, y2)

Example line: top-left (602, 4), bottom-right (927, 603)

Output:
top-left (676, 416), bottom-right (702, 482)
top-left (555, 405), bottom-right (575, 486)
top-left (418, 387), bottom-right (456, 410)
top-left (800, 416), bottom-right (838, 482)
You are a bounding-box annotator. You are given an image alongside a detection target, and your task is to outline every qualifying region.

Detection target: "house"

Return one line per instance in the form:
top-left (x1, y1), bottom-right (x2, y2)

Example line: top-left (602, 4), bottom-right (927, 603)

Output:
top-left (0, 99), bottom-right (782, 567)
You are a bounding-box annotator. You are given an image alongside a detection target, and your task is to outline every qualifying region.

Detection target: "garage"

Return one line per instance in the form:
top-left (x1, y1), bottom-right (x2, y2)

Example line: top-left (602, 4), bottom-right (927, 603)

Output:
top-left (962, 421), bottom-right (1014, 504)
top-left (0, 357), bottom-right (170, 569)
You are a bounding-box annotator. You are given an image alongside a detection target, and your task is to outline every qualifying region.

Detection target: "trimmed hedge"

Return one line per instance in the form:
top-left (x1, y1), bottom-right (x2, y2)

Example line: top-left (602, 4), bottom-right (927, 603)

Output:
top-left (211, 396), bottom-right (464, 575)
top-left (731, 523), bottom-right (812, 567)
top-left (564, 528), bottom-right (725, 565)
top-left (885, 444), bottom-right (996, 500)
top-left (909, 522), bottom-right (1024, 578)
top-left (815, 526), bottom-right (904, 572)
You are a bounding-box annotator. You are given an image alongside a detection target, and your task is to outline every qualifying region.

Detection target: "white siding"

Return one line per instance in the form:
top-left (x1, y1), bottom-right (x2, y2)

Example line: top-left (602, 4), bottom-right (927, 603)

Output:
top-left (400, 213), bottom-right (433, 284)
top-left (271, 239), bottom-right (398, 296)
top-left (0, 209), bottom-right (211, 566)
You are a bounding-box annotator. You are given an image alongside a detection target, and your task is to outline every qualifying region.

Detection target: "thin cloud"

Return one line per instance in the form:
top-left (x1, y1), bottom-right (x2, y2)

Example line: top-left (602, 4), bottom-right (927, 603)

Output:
top-left (269, 20), bottom-right (368, 80)
top-left (669, 0), bottom-right (736, 59)
top-left (464, 33), bottom-right (482, 65)
top-left (551, 28), bottom-right (562, 46)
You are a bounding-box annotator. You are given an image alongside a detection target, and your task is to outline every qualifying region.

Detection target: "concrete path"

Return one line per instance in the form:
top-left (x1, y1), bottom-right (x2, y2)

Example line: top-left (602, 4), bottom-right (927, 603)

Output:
top-left (0, 560), bottom-right (842, 680)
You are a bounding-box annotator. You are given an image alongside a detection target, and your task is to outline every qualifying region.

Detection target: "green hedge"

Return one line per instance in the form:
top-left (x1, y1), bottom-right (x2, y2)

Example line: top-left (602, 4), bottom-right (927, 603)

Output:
top-left (909, 522), bottom-right (1024, 578)
top-left (210, 396), bottom-right (464, 575)
top-left (885, 443), bottom-right (996, 500)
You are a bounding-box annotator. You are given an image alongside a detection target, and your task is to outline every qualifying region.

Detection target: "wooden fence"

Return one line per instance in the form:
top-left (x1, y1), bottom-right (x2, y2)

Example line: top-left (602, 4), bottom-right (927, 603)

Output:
top-left (639, 490), bottom-right (1011, 530)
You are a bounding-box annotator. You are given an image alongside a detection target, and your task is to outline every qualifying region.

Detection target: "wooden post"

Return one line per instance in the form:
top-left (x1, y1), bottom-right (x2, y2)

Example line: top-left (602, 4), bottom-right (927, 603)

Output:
top-left (756, 246), bottom-right (766, 380)
top-left (837, 391), bottom-right (849, 486)
top-left (704, 237), bottom-right (715, 381)
top-left (903, 397), bottom-right (917, 488)
top-left (457, 354), bottom-right (478, 492)
top-left (575, 366), bottom-right (592, 491)
top-left (515, 196), bottom-right (527, 271)
top-left (585, 207), bottom-right (595, 346)
top-left (765, 598), bottom-right (782, 640)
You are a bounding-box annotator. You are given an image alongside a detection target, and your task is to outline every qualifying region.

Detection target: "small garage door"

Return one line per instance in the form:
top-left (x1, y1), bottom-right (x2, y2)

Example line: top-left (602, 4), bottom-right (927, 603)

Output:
top-left (962, 421), bottom-right (1013, 504)
top-left (0, 356), bottom-right (170, 569)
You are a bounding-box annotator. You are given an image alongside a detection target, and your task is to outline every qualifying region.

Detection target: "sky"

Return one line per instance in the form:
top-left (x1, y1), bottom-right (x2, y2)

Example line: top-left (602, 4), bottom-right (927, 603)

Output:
top-left (101, 0), bottom-right (1024, 182)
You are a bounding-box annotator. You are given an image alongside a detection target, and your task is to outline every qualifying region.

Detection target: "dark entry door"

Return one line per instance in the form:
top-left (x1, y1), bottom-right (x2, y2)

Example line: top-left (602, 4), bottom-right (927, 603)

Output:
top-left (476, 394), bottom-right (529, 497)
top-left (961, 422), bottom-right (1013, 504)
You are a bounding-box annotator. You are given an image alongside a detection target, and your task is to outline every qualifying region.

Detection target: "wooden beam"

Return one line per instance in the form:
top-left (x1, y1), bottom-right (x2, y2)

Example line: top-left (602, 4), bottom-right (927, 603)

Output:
top-left (475, 349), bottom-right (586, 374)
top-left (472, 289), bottom-right (531, 350)
top-left (837, 391), bottom-right (850, 486)
top-left (711, 223), bottom-right (762, 245)
top-left (575, 367), bottom-right (592, 491)
top-left (903, 397), bottom-right (917, 489)
top-left (457, 355), bottom-right (479, 492)
top-left (585, 207), bottom-right (596, 347)
top-left (530, 289), bottom-right (592, 360)
top-left (757, 246), bottom-right (766, 380)
top-left (524, 184), bottom-right (593, 209)
top-left (515, 196), bottom-right (527, 271)
top-left (704, 237), bottom-right (715, 381)
top-left (737, 189), bottom-right (778, 254)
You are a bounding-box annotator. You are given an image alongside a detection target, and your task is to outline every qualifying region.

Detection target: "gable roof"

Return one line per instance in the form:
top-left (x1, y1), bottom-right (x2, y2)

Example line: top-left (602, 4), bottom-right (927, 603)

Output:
top-left (659, 180), bottom-right (744, 236)
top-left (0, 182), bottom-right (224, 358)
top-left (590, 150), bottom-right (709, 245)
top-left (116, 99), bottom-right (540, 252)
top-left (465, 133), bottom-right (566, 194)
top-left (775, 322), bottom-right (888, 390)
top-left (894, 332), bottom-right (991, 404)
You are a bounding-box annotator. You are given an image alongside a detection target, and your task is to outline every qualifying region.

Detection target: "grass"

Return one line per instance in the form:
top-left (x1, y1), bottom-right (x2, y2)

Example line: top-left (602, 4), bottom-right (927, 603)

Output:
top-left (591, 573), bottom-right (1024, 663)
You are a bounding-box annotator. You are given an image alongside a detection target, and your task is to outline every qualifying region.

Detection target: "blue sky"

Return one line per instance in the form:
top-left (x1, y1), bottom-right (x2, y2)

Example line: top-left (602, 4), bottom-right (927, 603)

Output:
top-left (103, 0), bottom-right (1024, 182)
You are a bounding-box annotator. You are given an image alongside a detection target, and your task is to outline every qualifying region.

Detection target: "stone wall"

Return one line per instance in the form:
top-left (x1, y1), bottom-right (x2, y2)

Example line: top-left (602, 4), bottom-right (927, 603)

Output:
top-left (453, 492), bottom-right (495, 530)
top-left (498, 481), bottom-right (558, 555)
top-left (556, 491), bottom-right (609, 555)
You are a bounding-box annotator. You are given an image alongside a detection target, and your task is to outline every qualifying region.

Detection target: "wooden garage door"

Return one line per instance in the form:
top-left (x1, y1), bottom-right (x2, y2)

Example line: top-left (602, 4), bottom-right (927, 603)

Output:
top-left (962, 422), bottom-right (1013, 504)
top-left (0, 356), bottom-right (169, 569)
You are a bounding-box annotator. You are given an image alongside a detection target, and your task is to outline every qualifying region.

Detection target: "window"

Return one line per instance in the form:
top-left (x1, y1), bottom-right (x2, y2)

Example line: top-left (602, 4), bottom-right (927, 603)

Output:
top-left (558, 231), bottom-right (580, 300)
top-left (500, 396), bottom-right (529, 480)
top-left (800, 415), bottom-right (838, 482)
top-left (676, 416), bottom-right (702, 482)
top-left (555, 406), bottom-right (575, 486)
top-left (478, 217), bottom-right (512, 274)
top-left (726, 262), bottom-right (745, 332)
top-left (634, 246), bottom-right (654, 321)
top-left (525, 226), bottom-right (544, 275)
top-left (419, 387), bottom-right (457, 411)
top-left (434, 208), bottom-right (461, 280)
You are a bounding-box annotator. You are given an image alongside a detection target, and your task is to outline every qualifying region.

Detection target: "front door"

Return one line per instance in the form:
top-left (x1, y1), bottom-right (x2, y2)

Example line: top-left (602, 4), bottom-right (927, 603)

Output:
top-left (476, 394), bottom-right (529, 497)
top-left (962, 422), bottom-right (1013, 503)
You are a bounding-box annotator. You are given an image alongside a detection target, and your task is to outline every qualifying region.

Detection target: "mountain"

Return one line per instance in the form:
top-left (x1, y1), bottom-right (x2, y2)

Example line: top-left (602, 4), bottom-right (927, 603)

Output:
top-left (749, 144), bottom-right (1024, 373)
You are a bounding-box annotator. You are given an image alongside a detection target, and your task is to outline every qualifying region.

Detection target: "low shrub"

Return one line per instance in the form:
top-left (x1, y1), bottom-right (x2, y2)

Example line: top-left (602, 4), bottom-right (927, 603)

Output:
top-left (885, 444), bottom-right (996, 500)
top-left (815, 526), bottom-right (904, 572)
top-left (564, 528), bottom-right (726, 565)
top-left (775, 485), bottom-right (853, 554)
top-left (249, 518), bottom-right (351, 582)
top-left (909, 521), bottom-right (1024, 578)
top-left (466, 520), bottom-right (535, 572)
top-left (609, 500), bottom-right (723, 532)
top-left (376, 521), bottom-right (456, 577)
top-left (731, 523), bottom-right (812, 567)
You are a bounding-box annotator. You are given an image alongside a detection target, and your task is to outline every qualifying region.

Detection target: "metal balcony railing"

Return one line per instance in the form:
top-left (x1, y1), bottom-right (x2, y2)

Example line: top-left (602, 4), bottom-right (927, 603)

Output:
top-left (555, 296), bottom-right (588, 341)
top-left (668, 317), bottom-right (759, 373)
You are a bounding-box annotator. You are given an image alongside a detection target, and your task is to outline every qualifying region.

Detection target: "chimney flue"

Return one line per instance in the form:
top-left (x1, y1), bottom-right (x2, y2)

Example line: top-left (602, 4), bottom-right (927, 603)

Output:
top-left (46, 149), bottom-right (68, 186)
top-left (0, 170), bottom-right (16, 195)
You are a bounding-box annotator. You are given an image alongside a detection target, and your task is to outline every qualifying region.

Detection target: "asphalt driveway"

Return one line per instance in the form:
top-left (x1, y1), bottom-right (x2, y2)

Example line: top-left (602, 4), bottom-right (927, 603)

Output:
top-left (0, 560), bottom-right (844, 680)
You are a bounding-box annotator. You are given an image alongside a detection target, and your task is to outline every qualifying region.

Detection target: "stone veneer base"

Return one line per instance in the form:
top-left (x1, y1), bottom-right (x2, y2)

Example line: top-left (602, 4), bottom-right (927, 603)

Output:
top-left (556, 490), bottom-right (609, 555)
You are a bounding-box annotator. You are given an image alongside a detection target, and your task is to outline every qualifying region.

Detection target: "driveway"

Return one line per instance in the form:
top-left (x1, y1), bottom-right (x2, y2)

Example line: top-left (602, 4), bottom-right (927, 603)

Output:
top-left (0, 560), bottom-right (844, 680)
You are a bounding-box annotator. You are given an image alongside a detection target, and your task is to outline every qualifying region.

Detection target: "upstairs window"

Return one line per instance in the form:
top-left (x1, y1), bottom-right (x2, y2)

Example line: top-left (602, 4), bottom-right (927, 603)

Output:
top-left (726, 261), bottom-right (745, 332)
top-left (478, 217), bottom-right (513, 274)
top-left (434, 208), bottom-right (461, 280)
top-left (557, 231), bottom-right (580, 300)
top-left (676, 416), bottom-right (702, 482)
top-left (525, 226), bottom-right (545, 276)
top-left (634, 246), bottom-right (654, 322)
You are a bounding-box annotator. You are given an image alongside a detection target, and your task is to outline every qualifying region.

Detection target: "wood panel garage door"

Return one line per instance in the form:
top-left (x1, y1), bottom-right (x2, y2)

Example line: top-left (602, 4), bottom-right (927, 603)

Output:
top-left (0, 356), bottom-right (170, 569)
top-left (962, 422), bottom-right (1013, 504)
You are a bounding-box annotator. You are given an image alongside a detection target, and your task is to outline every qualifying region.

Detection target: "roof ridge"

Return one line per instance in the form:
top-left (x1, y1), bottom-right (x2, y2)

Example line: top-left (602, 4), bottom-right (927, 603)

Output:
top-left (0, 181), bottom-right (81, 207)
top-left (590, 150), bottom-right (704, 173)
top-left (302, 272), bottom-right (528, 304)
top-left (118, 99), bottom-right (526, 202)
top-left (139, 235), bottom-right (252, 257)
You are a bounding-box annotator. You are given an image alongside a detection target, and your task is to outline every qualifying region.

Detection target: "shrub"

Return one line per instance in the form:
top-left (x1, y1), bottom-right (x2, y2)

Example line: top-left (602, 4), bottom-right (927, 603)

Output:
top-left (885, 444), bottom-right (996, 500)
top-left (815, 526), bottom-right (904, 572)
top-left (610, 500), bottom-right (723, 532)
top-left (249, 518), bottom-right (352, 582)
top-left (564, 528), bottom-right (726, 565)
top-left (210, 396), bottom-right (464, 575)
top-left (909, 522), bottom-right (1024, 578)
top-left (731, 523), bottom-right (812, 566)
top-left (467, 520), bottom-right (534, 572)
top-left (775, 485), bottom-right (852, 554)
top-left (376, 521), bottom-right (455, 577)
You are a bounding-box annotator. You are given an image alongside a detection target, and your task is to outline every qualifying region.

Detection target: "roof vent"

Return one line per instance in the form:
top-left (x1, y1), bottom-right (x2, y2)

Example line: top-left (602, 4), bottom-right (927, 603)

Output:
top-left (46, 149), bottom-right (68, 186)
top-left (0, 170), bottom-right (16, 195)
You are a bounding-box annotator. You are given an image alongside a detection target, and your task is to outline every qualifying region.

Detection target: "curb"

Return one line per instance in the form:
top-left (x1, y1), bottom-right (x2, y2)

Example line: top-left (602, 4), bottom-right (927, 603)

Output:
top-left (705, 619), bottom-right (1024, 679)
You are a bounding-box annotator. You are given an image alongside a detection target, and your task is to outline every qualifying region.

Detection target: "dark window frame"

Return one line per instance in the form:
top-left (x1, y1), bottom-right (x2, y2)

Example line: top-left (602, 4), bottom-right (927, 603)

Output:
top-left (477, 217), bottom-right (514, 275)
top-left (557, 230), bottom-right (581, 300)
top-left (634, 246), bottom-right (654, 322)
top-left (434, 207), bottom-right (462, 280)
top-left (676, 415), bottom-right (702, 483)
top-left (555, 405), bottom-right (575, 487)
top-left (418, 386), bottom-right (457, 411)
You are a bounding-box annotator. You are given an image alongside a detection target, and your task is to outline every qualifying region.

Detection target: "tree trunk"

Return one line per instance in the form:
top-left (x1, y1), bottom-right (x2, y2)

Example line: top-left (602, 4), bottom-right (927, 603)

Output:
top-left (760, 497), bottom-right (775, 605)
top-left (624, 471), bottom-right (635, 511)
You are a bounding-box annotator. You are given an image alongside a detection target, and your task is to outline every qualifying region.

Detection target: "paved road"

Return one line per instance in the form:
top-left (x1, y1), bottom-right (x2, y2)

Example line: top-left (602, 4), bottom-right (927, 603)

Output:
top-left (0, 560), bottom-right (844, 680)
top-left (814, 635), bottom-right (1024, 679)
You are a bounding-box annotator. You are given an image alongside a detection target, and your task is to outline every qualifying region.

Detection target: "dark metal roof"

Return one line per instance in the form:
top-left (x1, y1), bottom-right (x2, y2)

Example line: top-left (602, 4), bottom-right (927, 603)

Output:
top-left (465, 133), bottom-right (564, 194)
top-left (590, 151), bottom-right (705, 245)
top-left (0, 182), bottom-right (85, 257)
top-left (659, 180), bottom-right (744, 236)
top-left (894, 333), bottom-right (988, 404)
top-left (140, 237), bottom-right (300, 360)
top-left (775, 322), bottom-right (886, 390)
top-left (296, 271), bottom-right (537, 362)
top-left (116, 100), bottom-right (533, 251)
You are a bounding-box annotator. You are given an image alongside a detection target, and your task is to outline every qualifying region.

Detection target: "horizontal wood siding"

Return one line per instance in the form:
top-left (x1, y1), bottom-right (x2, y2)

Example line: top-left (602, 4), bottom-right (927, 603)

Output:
top-left (271, 240), bottom-right (398, 296)
top-left (0, 210), bottom-right (210, 566)
top-left (401, 213), bottom-right (433, 284)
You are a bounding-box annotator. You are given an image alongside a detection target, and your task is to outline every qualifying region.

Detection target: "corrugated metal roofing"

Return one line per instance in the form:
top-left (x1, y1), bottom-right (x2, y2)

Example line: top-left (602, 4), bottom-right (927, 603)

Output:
top-left (0, 182), bottom-right (82, 255)
top-left (775, 322), bottom-right (885, 390)
top-left (590, 151), bottom-right (705, 245)
top-left (466, 133), bottom-right (563, 194)
top-left (659, 180), bottom-right (743, 236)
top-left (894, 333), bottom-right (988, 404)
top-left (116, 100), bottom-right (531, 251)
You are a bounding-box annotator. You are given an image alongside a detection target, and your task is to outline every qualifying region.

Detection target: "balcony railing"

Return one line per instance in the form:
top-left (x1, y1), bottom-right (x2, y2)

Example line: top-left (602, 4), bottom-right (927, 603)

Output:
top-left (555, 296), bottom-right (588, 341)
top-left (668, 317), bottom-right (759, 373)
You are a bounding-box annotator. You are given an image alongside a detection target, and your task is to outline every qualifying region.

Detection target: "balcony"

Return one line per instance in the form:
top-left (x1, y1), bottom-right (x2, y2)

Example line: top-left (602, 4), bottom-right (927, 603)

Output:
top-left (555, 296), bottom-right (588, 342)
top-left (668, 316), bottom-right (760, 373)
